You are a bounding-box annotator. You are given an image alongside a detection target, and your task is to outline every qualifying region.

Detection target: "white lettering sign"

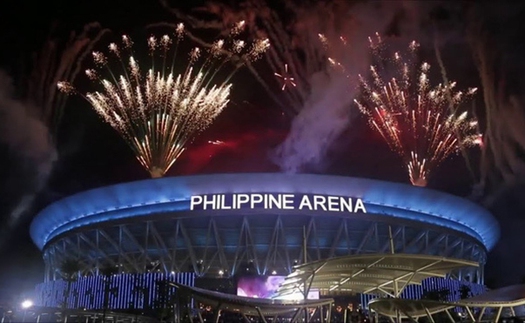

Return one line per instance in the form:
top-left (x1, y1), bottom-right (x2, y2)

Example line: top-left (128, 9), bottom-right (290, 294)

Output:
top-left (189, 193), bottom-right (367, 213)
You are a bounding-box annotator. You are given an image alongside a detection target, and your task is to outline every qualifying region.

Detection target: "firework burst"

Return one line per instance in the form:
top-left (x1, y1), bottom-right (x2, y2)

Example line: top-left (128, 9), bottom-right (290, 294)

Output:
top-left (354, 36), bottom-right (480, 187)
top-left (59, 23), bottom-right (268, 178)
top-left (274, 64), bottom-right (297, 91)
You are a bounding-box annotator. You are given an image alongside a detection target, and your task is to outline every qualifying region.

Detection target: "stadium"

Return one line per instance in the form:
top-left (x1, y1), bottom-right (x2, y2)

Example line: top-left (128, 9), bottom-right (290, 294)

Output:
top-left (28, 172), bottom-right (499, 315)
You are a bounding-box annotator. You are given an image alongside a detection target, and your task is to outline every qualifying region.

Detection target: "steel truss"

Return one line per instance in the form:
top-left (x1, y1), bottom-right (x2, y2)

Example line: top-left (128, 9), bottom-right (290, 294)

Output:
top-left (43, 215), bottom-right (486, 283)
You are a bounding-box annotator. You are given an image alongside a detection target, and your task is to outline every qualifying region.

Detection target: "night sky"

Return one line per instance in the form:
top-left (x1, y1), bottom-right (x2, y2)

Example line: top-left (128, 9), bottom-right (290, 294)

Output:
top-left (0, 0), bottom-right (524, 303)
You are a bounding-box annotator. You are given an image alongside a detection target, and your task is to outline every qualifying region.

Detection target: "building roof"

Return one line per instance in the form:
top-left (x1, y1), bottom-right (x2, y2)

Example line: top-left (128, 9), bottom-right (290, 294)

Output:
top-left (30, 173), bottom-right (499, 250)
top-left (276, 254), bottom-right (478, 297)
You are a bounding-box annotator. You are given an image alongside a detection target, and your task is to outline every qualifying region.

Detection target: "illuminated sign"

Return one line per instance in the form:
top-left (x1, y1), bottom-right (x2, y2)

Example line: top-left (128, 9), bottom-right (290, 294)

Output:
top-left (190, 193), bottom-right (366, 213)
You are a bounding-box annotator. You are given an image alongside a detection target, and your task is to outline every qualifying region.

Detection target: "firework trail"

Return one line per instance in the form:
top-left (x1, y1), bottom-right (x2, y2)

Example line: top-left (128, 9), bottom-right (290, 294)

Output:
top-left (465, 5), bottom-right (525, 205)
top-left (354, 35), bottom-right (481, 186)
top-left (28, 22), bottom-right (110, 138)
top-left (160, 0), bottom-right (440, 173)
top-left (160, 0), bottom-right (348, 113)
top-left (59, 24), bottom-right (268, 178)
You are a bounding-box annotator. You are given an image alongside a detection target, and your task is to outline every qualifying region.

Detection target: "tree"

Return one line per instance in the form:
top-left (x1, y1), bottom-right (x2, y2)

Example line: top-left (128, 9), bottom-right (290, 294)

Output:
top-left (58, 258), bottom-right (82, 322)
top-left (422, 287), bottom-right (451, 302)
top-left (154, 279), bottom-right (176, 322)
top-left (421, 287), bottom-right (455, 323)
top-left (99, 264), bottom-right (118, 323)
top-left (460, 284), bottom-right (472, 299)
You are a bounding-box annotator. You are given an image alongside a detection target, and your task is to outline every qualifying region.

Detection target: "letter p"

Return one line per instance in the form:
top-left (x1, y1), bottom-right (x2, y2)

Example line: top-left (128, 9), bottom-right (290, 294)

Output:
top-left (190, 196), bottom-right (203, 210)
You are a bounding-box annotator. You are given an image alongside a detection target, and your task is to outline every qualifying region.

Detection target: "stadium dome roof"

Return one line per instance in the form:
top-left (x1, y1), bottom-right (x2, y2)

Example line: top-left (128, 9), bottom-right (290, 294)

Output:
top-left (30, 173), bottom-right (500, 251)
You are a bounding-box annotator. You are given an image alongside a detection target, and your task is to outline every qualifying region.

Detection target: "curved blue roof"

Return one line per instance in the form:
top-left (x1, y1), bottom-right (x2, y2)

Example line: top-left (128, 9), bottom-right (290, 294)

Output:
top-left (30, 174), bottom-right (500, 251)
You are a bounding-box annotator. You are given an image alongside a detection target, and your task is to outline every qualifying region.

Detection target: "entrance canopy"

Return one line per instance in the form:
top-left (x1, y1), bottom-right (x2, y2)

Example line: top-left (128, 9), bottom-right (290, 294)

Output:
top-left (276, 254), bottom-right (478, 298)
top-left (456, 284), bottom-right (525, 322)
top-left (368, 298), bottom-right (457, 321)
top-left (369, 285), bottom-right (525, 323)
top-left (458, 284), bottom-right (525, 307)
top-left (170, 283), bottom-right (333, 317)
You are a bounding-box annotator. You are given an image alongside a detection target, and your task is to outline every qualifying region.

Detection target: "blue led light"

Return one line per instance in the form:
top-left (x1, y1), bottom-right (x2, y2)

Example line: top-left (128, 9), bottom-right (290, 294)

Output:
top-left (35, 272), bottom-right (195, 310)
top-left (30, 174), bottom-right (500, 250)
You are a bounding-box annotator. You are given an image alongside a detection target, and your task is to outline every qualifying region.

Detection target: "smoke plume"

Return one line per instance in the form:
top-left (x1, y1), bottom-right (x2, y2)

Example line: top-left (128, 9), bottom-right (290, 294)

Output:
top-left (0, 23), bottom-right (108, 248)
top-left (0, 71), bottom-right (57, 246)
top-left (272, 1), bottom-right (436, 172)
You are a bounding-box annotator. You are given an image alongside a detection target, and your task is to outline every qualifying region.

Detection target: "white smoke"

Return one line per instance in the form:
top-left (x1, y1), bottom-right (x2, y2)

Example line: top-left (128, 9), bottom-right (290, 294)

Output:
top-left (274, 71), bottom-right (356, 173)
top-left (273, 1), bottom-right (438, 173)
top-left (0, 71), bottom-right (57, 232)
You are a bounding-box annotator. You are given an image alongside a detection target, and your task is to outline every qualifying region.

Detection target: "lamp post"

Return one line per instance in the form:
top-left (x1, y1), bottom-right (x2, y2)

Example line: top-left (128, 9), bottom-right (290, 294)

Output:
top-left (21, 299), bottom-right (33, 322)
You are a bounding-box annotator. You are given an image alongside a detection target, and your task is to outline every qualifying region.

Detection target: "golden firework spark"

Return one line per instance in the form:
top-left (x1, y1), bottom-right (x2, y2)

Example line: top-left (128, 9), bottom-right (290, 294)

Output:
top-left (58, 23), bottom-right (269, 178)
top-left (354, 36), bottom-right (480, 187)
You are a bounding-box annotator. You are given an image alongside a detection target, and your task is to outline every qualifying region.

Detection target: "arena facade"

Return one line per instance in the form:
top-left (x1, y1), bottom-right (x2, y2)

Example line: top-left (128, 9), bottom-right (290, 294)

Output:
top-left (30, 173), bottom-right (499, 310)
